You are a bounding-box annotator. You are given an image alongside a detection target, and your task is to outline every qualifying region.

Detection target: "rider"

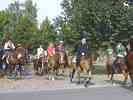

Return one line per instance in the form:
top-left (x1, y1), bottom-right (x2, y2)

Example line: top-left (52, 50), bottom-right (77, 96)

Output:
top-left (113, 41), bottom-right (127, 67)
top-left (37, 45), bottom-right (44, 59)
top-left (56, 40), bottom-right (65, 53)
top-left (56, 40), bottom-right (67, 64)
top-left (2, 37), bottom-right (15, 60)
top-left (47, 43), bottom-right (55, 59)
top-left (1, 37), bottom-right (15, 69)
top-left (76, 38), bottom-right (90, 67)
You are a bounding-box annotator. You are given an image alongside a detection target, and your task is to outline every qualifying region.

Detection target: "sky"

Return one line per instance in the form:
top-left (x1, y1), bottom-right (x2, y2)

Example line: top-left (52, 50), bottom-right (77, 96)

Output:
top-left (0, 0), bottom-right (63, 23)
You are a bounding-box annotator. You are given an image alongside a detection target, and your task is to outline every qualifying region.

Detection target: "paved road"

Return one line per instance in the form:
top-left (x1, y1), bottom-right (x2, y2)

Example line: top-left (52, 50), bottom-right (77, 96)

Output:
top-left (0, 86), bottom-right (133, 100)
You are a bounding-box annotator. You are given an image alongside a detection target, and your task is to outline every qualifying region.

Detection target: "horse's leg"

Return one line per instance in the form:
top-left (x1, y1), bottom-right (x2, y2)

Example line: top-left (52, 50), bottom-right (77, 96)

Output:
top-left (106, 64), bottom-right (111, 79)
top-left (129, 71), bottom-right (133, 87)
top-left (60, 64), bottom-right (65, 76)
top-left (52, 67), bottom-right (56, 80)
top-left (110, 65), bottom-right (115, 84)
top-left (122, 69), bottom-right (128, 85)
top-left (19, 64), bottom-right (23, 77)
top-left (8, 64), bottom-right (13, 76)
top-left (41, 60), bottom-right (44, 76)
top-left (84, 62), bottom-right (92, 87)
top-left (77, 67), bottom-right (81, 84)
top-left (3, 63), bottom-right (8, 75)
top-left (62, 64), bottom-right (65, 75)
top-left (84, 70), bottom-right (92, 88)
top-left (70, 68), bottom-right (75, 82)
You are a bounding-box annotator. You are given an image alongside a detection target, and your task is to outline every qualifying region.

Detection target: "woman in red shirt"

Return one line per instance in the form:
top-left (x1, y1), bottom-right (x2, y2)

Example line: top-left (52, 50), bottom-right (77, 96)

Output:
top-left (47, 43), bottom-right (55, 59)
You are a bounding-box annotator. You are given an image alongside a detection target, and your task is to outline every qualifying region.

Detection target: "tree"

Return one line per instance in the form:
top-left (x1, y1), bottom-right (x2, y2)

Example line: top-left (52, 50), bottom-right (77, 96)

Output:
top-left (39, 17), bottom-right (56, 48)
top-left (24, 0), bottom-right (37, 23)
top-left (53, 15), bottom-right (80, 52)
top-left (61, 0), bottom-right (133, 50)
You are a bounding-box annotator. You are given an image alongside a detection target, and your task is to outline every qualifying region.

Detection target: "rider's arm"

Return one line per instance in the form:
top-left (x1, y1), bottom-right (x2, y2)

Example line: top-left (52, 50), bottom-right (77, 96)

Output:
top-left (11, 43), bottom-right (15, 49)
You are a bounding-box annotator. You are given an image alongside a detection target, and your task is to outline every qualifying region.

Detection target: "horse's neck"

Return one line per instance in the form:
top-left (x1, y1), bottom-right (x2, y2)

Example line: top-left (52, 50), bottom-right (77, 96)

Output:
top-left (8, 51), bottom-right (16, 58)
top-left (80, 56), bottom-right (86, 60)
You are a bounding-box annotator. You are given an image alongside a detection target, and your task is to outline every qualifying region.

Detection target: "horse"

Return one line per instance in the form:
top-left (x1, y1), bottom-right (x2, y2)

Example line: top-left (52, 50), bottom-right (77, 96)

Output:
top-left (47, 53), bottom-right (60, 80)
top-left (57, 51), bottom-right (68, 75)
top-left (106, 53), bottom-right (129, 84)
top-left (69, 53), bottom-right (92, 87)
top-left (106, 53), bottom-right (115, 78)
top-left (3, 45), bottom-right (28, 77)
top-left (23, 44), bottom-right (32, 64)
top-left (127, 51), bottom-right (133, 87)
top-left (33, 53), bottom-right (48, 75)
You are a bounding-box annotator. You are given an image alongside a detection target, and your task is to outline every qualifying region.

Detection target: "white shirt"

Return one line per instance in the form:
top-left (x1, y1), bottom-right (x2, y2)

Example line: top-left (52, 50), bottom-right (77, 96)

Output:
top-left (4, 41), bottom-right (15, 50)
top-left (37, 47), bottom-right (44, 59)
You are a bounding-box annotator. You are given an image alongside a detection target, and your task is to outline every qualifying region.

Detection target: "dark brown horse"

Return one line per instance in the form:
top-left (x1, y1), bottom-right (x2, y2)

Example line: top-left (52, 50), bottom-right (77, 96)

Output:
top-left (3, 45), bottom-right (28, 76)
top-left (106, 54), bottom-right (128, 84)
top-left (57, 52), bottom-right (68, 75)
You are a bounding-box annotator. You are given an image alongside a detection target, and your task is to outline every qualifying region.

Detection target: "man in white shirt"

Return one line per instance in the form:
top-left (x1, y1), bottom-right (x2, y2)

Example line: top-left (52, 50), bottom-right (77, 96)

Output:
top-left (4, 40), bottom-right (15, 50)
top-left (37, 45), bottom-right (44, 59)
top-left (2, 38), bottom-right (15, 69)
top-left (2, 39), bottom-right (15, 59)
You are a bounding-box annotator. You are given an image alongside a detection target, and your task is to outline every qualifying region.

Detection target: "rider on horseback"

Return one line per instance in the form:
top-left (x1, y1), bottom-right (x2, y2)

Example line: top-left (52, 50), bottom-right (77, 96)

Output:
top-left (56, 41), bottom-right (65, 53)
top-left (37, 45), bottom-right (44, 59)
top-left (113, 41), bottom-right (127, 69)
top-left (47, 43), bottom-right (55, 59)
top-left (56, 40), bottom-right (67, 64)
top-left (76, 38), bottom-right (90, 67)
top-left (2, 37), bottom-right (15, 60)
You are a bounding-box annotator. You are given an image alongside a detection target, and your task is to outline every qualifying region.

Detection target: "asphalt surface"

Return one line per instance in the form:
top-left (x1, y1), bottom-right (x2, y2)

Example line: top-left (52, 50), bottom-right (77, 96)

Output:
top-left (0, 86), bottom-right (133, 100)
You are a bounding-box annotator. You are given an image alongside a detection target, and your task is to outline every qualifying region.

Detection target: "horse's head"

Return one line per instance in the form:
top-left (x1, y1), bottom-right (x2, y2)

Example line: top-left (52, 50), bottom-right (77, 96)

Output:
top-left (15, 45), bottom-right (27, 64)
top-left (128, 51), bottom-right (133, 65)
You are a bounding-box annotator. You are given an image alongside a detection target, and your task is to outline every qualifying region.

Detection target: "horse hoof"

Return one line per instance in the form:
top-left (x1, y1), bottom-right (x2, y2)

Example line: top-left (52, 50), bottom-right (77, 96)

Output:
top-left (112, 83), bottom-right (116, 86)
top-left (52, 77), bottom-right (55, 81)
top-left (70, 78), bottom-right (73, 83)
top-left (84, 83), bottom-right (88, 88)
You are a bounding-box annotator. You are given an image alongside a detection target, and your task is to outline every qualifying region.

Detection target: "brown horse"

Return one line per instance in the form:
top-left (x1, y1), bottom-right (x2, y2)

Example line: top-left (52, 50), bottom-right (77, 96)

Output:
top-left (106, 54), bottom-right (114, 78)
top-left (106, 54), bottom-right (128, 84)
top-left (57, 52), bottom-right (68, 75)
top-left (127, 51), bottom-right (133, 87)
top-left (4, 45), bottom-right (28, 76)
top-left (70, 54), bottom-right (92, 87)
top-left (47, 53), bottom-right (60, 80)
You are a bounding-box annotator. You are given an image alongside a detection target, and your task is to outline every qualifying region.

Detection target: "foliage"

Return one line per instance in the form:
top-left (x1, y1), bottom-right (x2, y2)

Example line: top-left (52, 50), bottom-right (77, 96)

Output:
top-left (0, 0), bottom-right (133, 54)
